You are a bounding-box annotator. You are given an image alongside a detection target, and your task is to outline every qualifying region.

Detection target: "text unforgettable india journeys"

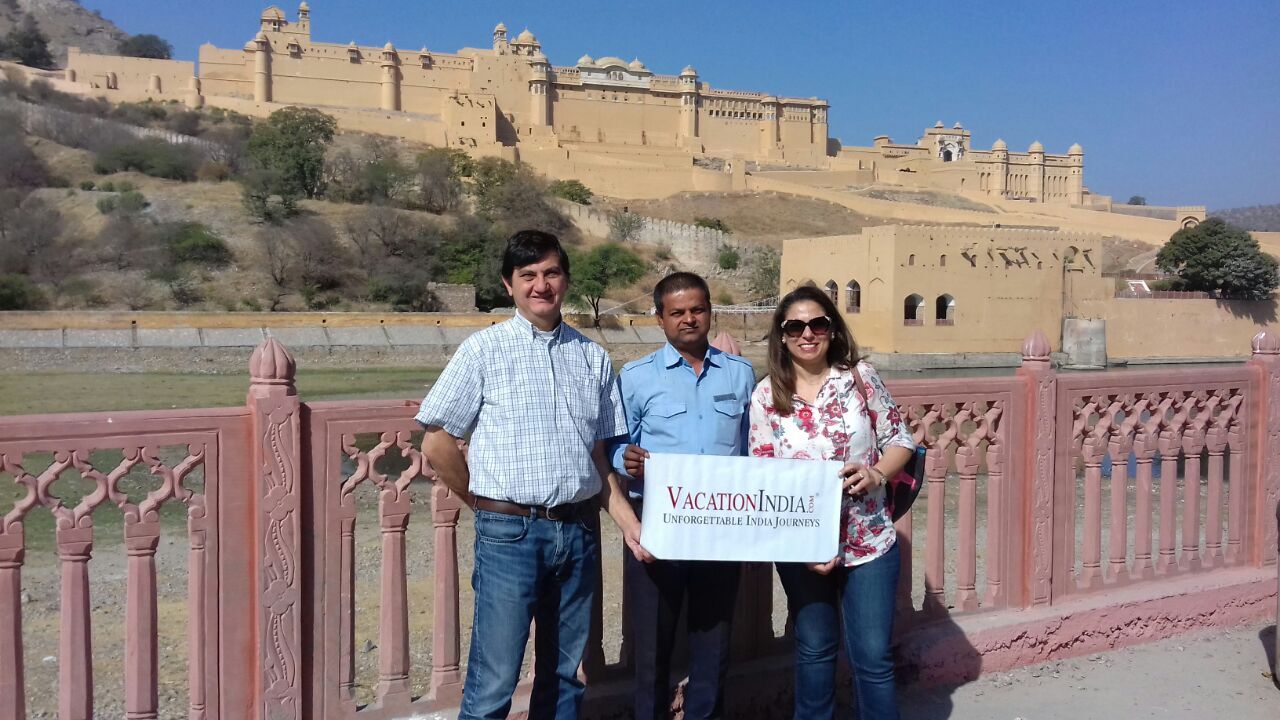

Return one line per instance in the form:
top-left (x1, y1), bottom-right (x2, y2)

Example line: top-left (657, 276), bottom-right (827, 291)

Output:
top-left (640, 453), bottom-right (844, 563)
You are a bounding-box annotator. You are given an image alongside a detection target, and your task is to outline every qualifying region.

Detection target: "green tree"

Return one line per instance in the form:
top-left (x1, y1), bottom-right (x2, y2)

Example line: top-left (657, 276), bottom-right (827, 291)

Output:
top-left (117, 34), bottom-right (173, 59)
top-left (0, 274), bottom-right (45, 310)
top-left (748, 246), bottom-right (781, 296)
top-left (413, 147), bottom-right (464, 213)
top-left (1127, 195), bottom-right (1147, 206)
top-left (4, 16), bottom-right (53, 69)
top-left (717, 245), bottom-right (741, 270)
top-left (1155, 218), bottom-right (1279, 300)
top-left (246, 107), bottom-right (336, 199)
top-left (548, 179), bottom-right (593, 205)
top-left (570, 243), bottom-right (646, 326)
top-left (695, 216), bottom-right (731, 233)
top-left (468, 157), bottom-right (517, 213)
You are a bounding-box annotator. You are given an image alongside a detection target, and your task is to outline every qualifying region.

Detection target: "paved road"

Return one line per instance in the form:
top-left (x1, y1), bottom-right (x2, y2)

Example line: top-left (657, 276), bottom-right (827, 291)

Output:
top-left (901, 621), bottom-right (1277, 719)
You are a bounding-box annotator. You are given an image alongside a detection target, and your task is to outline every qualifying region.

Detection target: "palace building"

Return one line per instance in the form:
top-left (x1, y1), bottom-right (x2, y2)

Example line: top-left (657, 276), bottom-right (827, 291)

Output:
top-left (59, 4), bottom-right (1087, 203)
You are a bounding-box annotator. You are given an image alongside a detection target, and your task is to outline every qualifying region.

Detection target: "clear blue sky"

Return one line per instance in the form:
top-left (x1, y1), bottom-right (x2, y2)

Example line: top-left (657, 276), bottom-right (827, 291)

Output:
top-left (80, 0), bottom-right (1279, 209)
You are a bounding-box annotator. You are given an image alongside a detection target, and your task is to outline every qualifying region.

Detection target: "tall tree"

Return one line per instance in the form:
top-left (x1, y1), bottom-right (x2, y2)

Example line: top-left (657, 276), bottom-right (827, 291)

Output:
top-left (1155, 218), bottom-right (1279, 300)
top-left (5, 15), bottom-right (53, 69)
top-left (569, 243), bottom-right (646, 326)
top-left (246, 107), bottom-right (336, 199)
top-left (117, 34), bottom-right (173, 59)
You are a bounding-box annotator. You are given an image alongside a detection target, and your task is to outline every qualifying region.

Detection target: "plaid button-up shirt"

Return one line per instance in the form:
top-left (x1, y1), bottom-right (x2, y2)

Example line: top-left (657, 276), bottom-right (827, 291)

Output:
top-left (415, 312), bottom-right (628, 507)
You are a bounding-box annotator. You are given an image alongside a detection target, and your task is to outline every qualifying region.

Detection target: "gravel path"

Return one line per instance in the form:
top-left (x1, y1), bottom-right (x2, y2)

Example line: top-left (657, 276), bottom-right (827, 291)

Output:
top-left (901, 621), bottom-right (1278, 719)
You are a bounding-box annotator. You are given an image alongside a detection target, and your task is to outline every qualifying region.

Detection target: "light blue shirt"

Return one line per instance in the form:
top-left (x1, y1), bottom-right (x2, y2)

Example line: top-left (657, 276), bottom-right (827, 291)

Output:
top-left (415, 312), bottom-right (627, 507)
top-left (610, 343), bottom-right (755, 496)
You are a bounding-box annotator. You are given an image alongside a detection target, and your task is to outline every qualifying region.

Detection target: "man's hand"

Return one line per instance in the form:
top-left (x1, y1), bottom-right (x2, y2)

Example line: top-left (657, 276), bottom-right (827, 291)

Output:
top-left (807, 557), bottom-right (839, 575)
top-left (622, 519), bottom-right (656, 563)
top-left (623, 444), bottom-right (650, 480)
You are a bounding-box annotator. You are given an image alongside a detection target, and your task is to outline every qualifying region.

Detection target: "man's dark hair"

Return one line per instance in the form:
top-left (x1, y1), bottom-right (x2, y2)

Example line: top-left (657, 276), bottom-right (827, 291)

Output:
top-left (501, 229), bottom-right (570, 281)
top-left (653, 271), bottom-right (711, 314)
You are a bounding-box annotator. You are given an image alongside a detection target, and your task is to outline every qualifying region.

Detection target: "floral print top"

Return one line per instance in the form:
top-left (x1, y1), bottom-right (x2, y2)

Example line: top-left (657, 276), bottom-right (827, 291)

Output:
top-left (748, 361), bottom-right (915, 567)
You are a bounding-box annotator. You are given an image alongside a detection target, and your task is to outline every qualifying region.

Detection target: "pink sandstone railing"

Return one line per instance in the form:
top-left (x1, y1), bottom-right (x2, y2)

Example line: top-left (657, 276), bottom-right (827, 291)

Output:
top-left (0, 331), bottom-right (1277, 719)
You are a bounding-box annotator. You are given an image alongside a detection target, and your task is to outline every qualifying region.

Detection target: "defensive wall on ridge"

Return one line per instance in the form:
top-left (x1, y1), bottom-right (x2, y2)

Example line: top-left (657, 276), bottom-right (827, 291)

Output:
top-left (556, 200), bottom-right (741, 271)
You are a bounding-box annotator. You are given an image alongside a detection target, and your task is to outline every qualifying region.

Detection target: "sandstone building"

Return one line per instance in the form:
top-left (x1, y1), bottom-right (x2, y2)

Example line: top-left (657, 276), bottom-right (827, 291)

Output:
top-left (59, 4), bottom-right (1089, 203)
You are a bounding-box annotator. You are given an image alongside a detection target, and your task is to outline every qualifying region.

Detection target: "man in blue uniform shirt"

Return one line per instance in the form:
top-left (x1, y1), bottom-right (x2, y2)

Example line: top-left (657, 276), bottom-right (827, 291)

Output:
top-left (612, 272), bottom-right (755, 720)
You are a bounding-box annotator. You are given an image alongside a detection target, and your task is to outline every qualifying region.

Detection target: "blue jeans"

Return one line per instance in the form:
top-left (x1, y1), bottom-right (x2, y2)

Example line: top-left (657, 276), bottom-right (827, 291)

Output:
top-left (459, 508), bottom-right (600, 720)
top-left (776, 541), bottom-right (900, 720)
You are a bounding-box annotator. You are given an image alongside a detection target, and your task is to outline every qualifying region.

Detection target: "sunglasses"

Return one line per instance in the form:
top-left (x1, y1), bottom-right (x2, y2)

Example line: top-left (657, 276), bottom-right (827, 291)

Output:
top-left (780, 316), bottom-right (832, 338)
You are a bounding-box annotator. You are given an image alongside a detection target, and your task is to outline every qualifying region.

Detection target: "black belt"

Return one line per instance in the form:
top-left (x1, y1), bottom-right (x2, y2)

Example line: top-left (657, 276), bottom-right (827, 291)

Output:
top-left (472, 496), bottom-right (595, 521)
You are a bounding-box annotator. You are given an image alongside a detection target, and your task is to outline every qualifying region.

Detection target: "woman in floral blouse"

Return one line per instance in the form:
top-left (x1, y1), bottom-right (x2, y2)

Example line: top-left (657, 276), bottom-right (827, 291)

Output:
top-left (748, 284), bottom-right (915, 720)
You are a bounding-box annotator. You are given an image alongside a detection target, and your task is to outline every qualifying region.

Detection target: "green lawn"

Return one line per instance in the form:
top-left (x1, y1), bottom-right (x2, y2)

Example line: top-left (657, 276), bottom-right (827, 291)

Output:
top-left (0, 367), bottom-right (442, 416)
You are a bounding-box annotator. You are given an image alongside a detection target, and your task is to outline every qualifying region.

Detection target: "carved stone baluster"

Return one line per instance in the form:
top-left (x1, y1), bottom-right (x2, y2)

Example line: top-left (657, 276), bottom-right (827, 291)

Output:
top-left (1078, 397), bottom-right (1108, 591)
top-left (0, 527), bottom-right (24, 720)
top-left (921, 446), bottom-right (948, 616)
top-left (983, 402), bottom-right (1006, 607)
top-left (124, 519), bottom-right (161, 720)
top-left (337, 507), bottom-right (357, 705)
top-left (1131, 395), bottom-right (1164, 580)
top-left (894, 406), bottom-right (924, 626)
top-left (375, 486), bottom-right (411, 708)
top-left (1157, 396), bottom-right (1189, 574)
top-left (1226, 415), bottom-right (1244, 565)
top-left (337, 435), bottom-right (367, 707)
top-left (953, 404), bottom-right (981, 612)
top-left (1204, 394), bottom-right (1236, 568)
top-left (1181, 394), bottom-right (1210, 571)
top-left (922, 404), bottom-right (955, 617)
top-left (57, 522), bottom-right (94, 720)
top-left (187, 501), bottom-right (209, 720)
top-left (1107, 397), bottom-right (1139, 585)
top-left (430, 481), bottom-right (464, 702)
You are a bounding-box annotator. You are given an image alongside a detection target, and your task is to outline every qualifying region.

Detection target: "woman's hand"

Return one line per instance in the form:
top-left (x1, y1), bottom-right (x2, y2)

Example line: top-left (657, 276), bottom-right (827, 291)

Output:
top-left (807, 557), bottom-right (839, 575)
top-left (839, 462), bottom-right (885, 496)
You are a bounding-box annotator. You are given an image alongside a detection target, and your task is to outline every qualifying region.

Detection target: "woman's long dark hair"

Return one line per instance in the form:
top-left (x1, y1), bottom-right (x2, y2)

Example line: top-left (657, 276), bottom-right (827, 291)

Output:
top-left (767, 283), bottom-right (860, 416)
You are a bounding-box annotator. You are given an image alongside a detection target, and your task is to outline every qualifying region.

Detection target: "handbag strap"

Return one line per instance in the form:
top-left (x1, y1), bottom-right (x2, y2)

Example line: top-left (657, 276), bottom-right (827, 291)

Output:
top-left (850, 362), bottom-right (873, 424)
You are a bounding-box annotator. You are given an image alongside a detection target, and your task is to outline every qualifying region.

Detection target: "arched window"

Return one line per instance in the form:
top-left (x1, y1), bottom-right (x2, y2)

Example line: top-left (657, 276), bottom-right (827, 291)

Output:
top-left (824, 280), bottom-right (838, 304)
top-left (935, 294), bottom-right (955, 326)
top-left (903, 294), bottom-right (924, 326)
top-left (845, 280), bottom-right (861, 313)
top-left (908, 254), bottom-right (916, 266)
top-left (939, 254), bottom-right (947, 267)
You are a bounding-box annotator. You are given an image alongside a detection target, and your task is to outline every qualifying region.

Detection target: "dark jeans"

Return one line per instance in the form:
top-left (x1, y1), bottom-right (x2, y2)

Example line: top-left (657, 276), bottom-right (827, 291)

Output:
top-left (459, 508), bottom-right (600, 720)
top-left (776, 541), bottom-right (900, 720)
top-left (625, 548), bottom-right (741, 720)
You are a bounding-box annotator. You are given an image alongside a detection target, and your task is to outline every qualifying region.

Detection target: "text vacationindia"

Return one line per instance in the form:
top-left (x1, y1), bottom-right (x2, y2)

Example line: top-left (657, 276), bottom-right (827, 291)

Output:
top-left (662, 486), bottom-right (822, 529)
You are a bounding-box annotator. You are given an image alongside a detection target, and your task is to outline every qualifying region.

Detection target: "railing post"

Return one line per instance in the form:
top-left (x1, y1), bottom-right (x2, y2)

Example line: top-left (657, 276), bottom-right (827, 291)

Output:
top-left (1017, 330), bottom-right (1059, 606)
top-left (1247, 330), bottom-right (1279, 566)
top-left (247, 338), bottom-right (304, 720)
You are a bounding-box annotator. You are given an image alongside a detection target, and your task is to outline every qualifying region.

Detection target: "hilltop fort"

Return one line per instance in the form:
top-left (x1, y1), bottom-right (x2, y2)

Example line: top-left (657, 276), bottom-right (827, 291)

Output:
top-left (57, 3), bottom-right (1096, 206)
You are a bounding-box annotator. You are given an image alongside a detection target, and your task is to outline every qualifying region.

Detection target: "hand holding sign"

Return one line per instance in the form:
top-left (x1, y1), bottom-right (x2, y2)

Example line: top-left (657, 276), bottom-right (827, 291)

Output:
top-left (639, 453), bottom-right (844, 563)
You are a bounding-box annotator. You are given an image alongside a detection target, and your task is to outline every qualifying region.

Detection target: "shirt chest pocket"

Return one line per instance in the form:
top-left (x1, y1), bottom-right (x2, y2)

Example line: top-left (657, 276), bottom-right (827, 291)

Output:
top-left (712, 398), bottom-right (744, 448)
top-left (644, 402), bottom-right (687, 443)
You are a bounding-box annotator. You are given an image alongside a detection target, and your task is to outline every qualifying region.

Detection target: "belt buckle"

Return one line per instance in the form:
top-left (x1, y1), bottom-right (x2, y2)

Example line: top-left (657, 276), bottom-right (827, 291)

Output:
top-left (544, 504), bottom-right (567, 522)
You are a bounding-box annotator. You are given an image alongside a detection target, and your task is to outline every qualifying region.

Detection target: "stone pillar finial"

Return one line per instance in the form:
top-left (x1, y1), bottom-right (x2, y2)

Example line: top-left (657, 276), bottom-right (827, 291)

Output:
top-left (1021, 329), bottom-right (1051, 363)
top-left (249, 337), bottom-right (296, 387)
top-left (1251, 330), bottom-right (1279, 356)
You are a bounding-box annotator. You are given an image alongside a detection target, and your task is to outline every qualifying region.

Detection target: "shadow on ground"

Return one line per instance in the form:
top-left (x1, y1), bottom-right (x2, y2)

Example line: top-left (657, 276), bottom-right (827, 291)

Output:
top-left (1261, 624), bottom-right (1278, 692)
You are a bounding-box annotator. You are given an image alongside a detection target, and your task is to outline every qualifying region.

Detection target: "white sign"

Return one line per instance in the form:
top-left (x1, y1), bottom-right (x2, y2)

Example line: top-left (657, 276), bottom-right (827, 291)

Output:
top-left (639, 453), bottom-right (843, 563)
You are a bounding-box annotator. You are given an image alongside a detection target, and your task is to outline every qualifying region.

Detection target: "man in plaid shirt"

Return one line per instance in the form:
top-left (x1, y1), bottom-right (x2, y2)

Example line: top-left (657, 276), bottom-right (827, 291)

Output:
top-left (418, 230), bottom-right (652, 720)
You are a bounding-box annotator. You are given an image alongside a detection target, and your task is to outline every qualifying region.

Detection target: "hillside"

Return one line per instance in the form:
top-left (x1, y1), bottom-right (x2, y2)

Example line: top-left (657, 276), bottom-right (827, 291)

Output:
top-left (1210, 204), bottom-right (1280, 232)
top-left (1, 0), bottom-right (128, 64)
